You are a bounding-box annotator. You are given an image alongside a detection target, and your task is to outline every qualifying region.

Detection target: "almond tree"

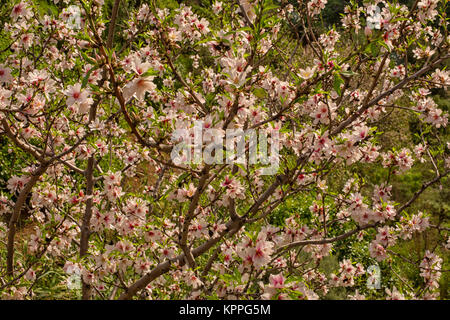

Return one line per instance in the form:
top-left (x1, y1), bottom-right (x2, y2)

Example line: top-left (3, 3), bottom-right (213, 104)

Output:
top-left (0, 0), bottom-right (448, 300)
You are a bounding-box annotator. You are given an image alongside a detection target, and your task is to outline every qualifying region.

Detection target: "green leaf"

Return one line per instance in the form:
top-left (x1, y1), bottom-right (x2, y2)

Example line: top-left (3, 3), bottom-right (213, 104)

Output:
top-left (378, 39), bottom-right (391, 52)
top-left (253, 87), bottom-right (267, 99)
top-left (141, 68), bottom-right (159, 77)
top-left (333, 74), bottom-right (344, 96)
top-left (340, 70), bottom-right (358, 77)
top-left (175, 172), bottom-right (190, 187)
top-left (262, 3), bottom-right (280, 13)
top-left (80, 51), bottom-right (96, 65)
top-left (81, 66), bottom-right (98, 88)
top-left (195, 37), bottom-right (213, 46)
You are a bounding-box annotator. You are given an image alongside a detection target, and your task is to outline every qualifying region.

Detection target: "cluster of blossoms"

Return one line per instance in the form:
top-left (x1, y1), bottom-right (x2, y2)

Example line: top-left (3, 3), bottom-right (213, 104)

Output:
top-left (419, 250), bottom-right (442, 292)
top-left (414, 95), bottom-right (448, 128)
top-left (65, 84), bottom-right (93, 115)
top-left (236, 230), bottom-right (276, 270)
top-left (381, 148), bottom-right (414, 173)
top-left (308, 0), bottom-right (328, 16)
top-left (329, 259), bottom-right (365, 288)
top-left (397, 212), bottom-right (430, 240)
top-left (417, 0), bottom-right (440, 22)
